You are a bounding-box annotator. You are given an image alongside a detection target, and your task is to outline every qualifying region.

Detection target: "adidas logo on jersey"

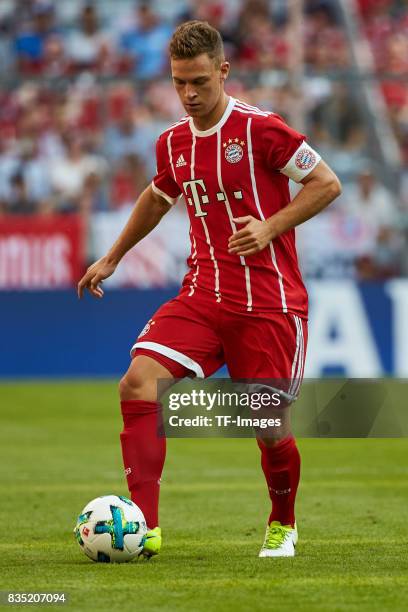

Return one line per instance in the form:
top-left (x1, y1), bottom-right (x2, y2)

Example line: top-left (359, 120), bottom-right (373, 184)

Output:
top-left (176, 154), bottom-right (187, 167)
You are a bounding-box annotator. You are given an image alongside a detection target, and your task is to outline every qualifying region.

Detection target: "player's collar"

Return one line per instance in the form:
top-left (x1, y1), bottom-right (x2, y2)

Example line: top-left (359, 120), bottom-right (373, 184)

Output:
top-left (189, 96), bottom-right (236, 138)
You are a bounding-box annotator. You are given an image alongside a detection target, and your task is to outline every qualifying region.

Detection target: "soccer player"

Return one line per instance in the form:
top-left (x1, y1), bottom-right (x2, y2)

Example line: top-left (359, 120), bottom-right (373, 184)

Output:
top-left (78, 21), bottom-right (341, 558)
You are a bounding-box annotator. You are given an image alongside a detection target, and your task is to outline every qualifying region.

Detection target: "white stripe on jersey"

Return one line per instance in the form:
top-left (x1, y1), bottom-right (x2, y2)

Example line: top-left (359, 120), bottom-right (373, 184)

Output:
top-left (216, 130), bottom-right (253, 311)
top-left (245, 266), bottom-right (253, 311)
top-left (234, 103), bottom-right (269, 117)
top-left (293, 318), bottom-right (305, 397)
top-left (289, 316), bottom-right (301, 395)
top-left (188, 226), bottom-right (199, 296)
top-left (299, 325), bottom-right (306, 392)
top-left (188, 137), bottom-right (199, 296)
top-left (167, 131), bottom-right (176, 182)
top-left (290, 316), bottom-right (305, 398)
top-left (235, 100), bottom-right (271, 114)
top-left (163, 116), bottom-right (190, 134)
top-left (190, 132), bottom-right (221, 302)
top-left (132, 341), bottom-right (205, 378)
top-left (234, 107), bottom-right (270, 118)
top-left (246, 117), bottom-right (288, 313)
top-left (151, 181), bottom-right (178, 206)
top-left (289, 316), bottom-right (303, 397)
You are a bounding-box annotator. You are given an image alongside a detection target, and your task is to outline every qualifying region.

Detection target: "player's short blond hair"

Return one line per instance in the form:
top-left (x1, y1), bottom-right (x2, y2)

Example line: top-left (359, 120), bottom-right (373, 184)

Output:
top-left (169, 20), bottom-right (224, 66)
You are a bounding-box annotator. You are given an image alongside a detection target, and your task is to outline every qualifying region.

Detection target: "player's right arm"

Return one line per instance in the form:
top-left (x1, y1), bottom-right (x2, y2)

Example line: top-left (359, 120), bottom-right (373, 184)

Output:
top-left (77, 185), bottom-right (172, 299)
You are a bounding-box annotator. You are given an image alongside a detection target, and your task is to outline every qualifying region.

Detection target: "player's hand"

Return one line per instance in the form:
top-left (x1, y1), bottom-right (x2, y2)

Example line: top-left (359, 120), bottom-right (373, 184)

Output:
top-left (228, 216), bottom-right (275, 256)
top-left (77, 256), bottom-right (117, 299)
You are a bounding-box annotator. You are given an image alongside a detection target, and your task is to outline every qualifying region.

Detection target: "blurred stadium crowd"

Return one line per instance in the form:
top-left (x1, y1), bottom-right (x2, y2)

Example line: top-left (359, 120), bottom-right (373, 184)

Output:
top-left (0, 0), bottom-right (407, 282)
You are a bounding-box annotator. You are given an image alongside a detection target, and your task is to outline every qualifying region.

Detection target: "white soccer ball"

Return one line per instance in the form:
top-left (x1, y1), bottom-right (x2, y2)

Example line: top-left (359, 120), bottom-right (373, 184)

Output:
top-left (74, 495), bottom-right (147, 563)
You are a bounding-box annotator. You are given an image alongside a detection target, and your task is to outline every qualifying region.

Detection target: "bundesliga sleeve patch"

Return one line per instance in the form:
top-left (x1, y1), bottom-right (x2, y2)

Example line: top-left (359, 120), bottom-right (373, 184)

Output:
top-left (280, 141), bottom-right (321, 182)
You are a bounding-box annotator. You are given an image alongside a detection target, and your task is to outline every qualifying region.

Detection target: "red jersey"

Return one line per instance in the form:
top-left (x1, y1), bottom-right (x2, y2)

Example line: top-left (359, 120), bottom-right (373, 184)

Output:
top-left (151, 97), bottom-right (321, 317)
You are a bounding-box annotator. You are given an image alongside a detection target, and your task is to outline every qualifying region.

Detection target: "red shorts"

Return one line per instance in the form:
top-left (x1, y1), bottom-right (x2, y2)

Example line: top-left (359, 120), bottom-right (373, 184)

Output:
top-left (131, 288), bottom-right (307, 390)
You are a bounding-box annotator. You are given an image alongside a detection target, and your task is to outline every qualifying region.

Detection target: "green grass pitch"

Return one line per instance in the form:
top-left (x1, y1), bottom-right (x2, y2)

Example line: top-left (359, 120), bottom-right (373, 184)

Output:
top-left (0, 381), bottom-right (407, 611)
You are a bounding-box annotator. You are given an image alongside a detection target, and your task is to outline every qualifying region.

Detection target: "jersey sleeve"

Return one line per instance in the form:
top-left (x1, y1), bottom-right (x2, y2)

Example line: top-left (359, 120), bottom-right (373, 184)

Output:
top-left (262, 114), bottom-right (321, 182)
top-left (152, 134), bottom-right (182, 205)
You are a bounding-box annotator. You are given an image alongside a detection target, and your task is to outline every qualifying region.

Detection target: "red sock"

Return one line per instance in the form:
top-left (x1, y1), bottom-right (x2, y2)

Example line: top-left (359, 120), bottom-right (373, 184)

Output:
top-left (120, 400), bottom-right (166, 528)
top-left (257, 436), bottom-right (300, 527)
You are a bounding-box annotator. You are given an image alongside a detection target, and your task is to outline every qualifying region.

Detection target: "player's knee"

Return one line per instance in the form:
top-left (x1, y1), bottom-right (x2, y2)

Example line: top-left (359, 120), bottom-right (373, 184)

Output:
top-left (118, 374), bottom-right (136, 400)
top-left (119, 369), bottom-right (156, 402)
top-left (257, 434), bottom-right (296, 450)
top-left (257, 435), bottom-right (286, 449)
top-left (258, 437), bottom-right (280, 448)
top-left (119, 355), bottom-right (174, 402)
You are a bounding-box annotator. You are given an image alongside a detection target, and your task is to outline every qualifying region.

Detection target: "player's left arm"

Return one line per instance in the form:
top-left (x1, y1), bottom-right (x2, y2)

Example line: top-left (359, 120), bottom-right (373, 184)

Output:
top-left (228, 160), bottom-right (341, 256)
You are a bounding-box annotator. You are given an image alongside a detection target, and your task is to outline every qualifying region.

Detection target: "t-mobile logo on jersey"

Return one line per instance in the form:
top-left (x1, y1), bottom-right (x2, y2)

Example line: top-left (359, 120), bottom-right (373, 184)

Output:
top-left (183, 179), bottom-right (244, 218)
top-left (183, 179), bottom-right (209, 218)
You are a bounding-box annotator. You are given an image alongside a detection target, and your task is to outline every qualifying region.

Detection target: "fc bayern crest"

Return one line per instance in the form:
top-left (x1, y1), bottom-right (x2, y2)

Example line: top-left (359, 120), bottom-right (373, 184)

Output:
top-left (223, 138), bottom-right (246, 163)
top-left (295, 148), bottom-right (316, 170)
top-left (225, 143), bottom-right (244, 164)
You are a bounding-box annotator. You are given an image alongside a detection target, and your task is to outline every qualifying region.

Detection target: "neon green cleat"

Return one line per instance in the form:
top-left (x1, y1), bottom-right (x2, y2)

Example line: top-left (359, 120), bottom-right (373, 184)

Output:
top-left (141, 527), bottom-right (162, 558)
top-left (258, 521), bottom-right (297, 558)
